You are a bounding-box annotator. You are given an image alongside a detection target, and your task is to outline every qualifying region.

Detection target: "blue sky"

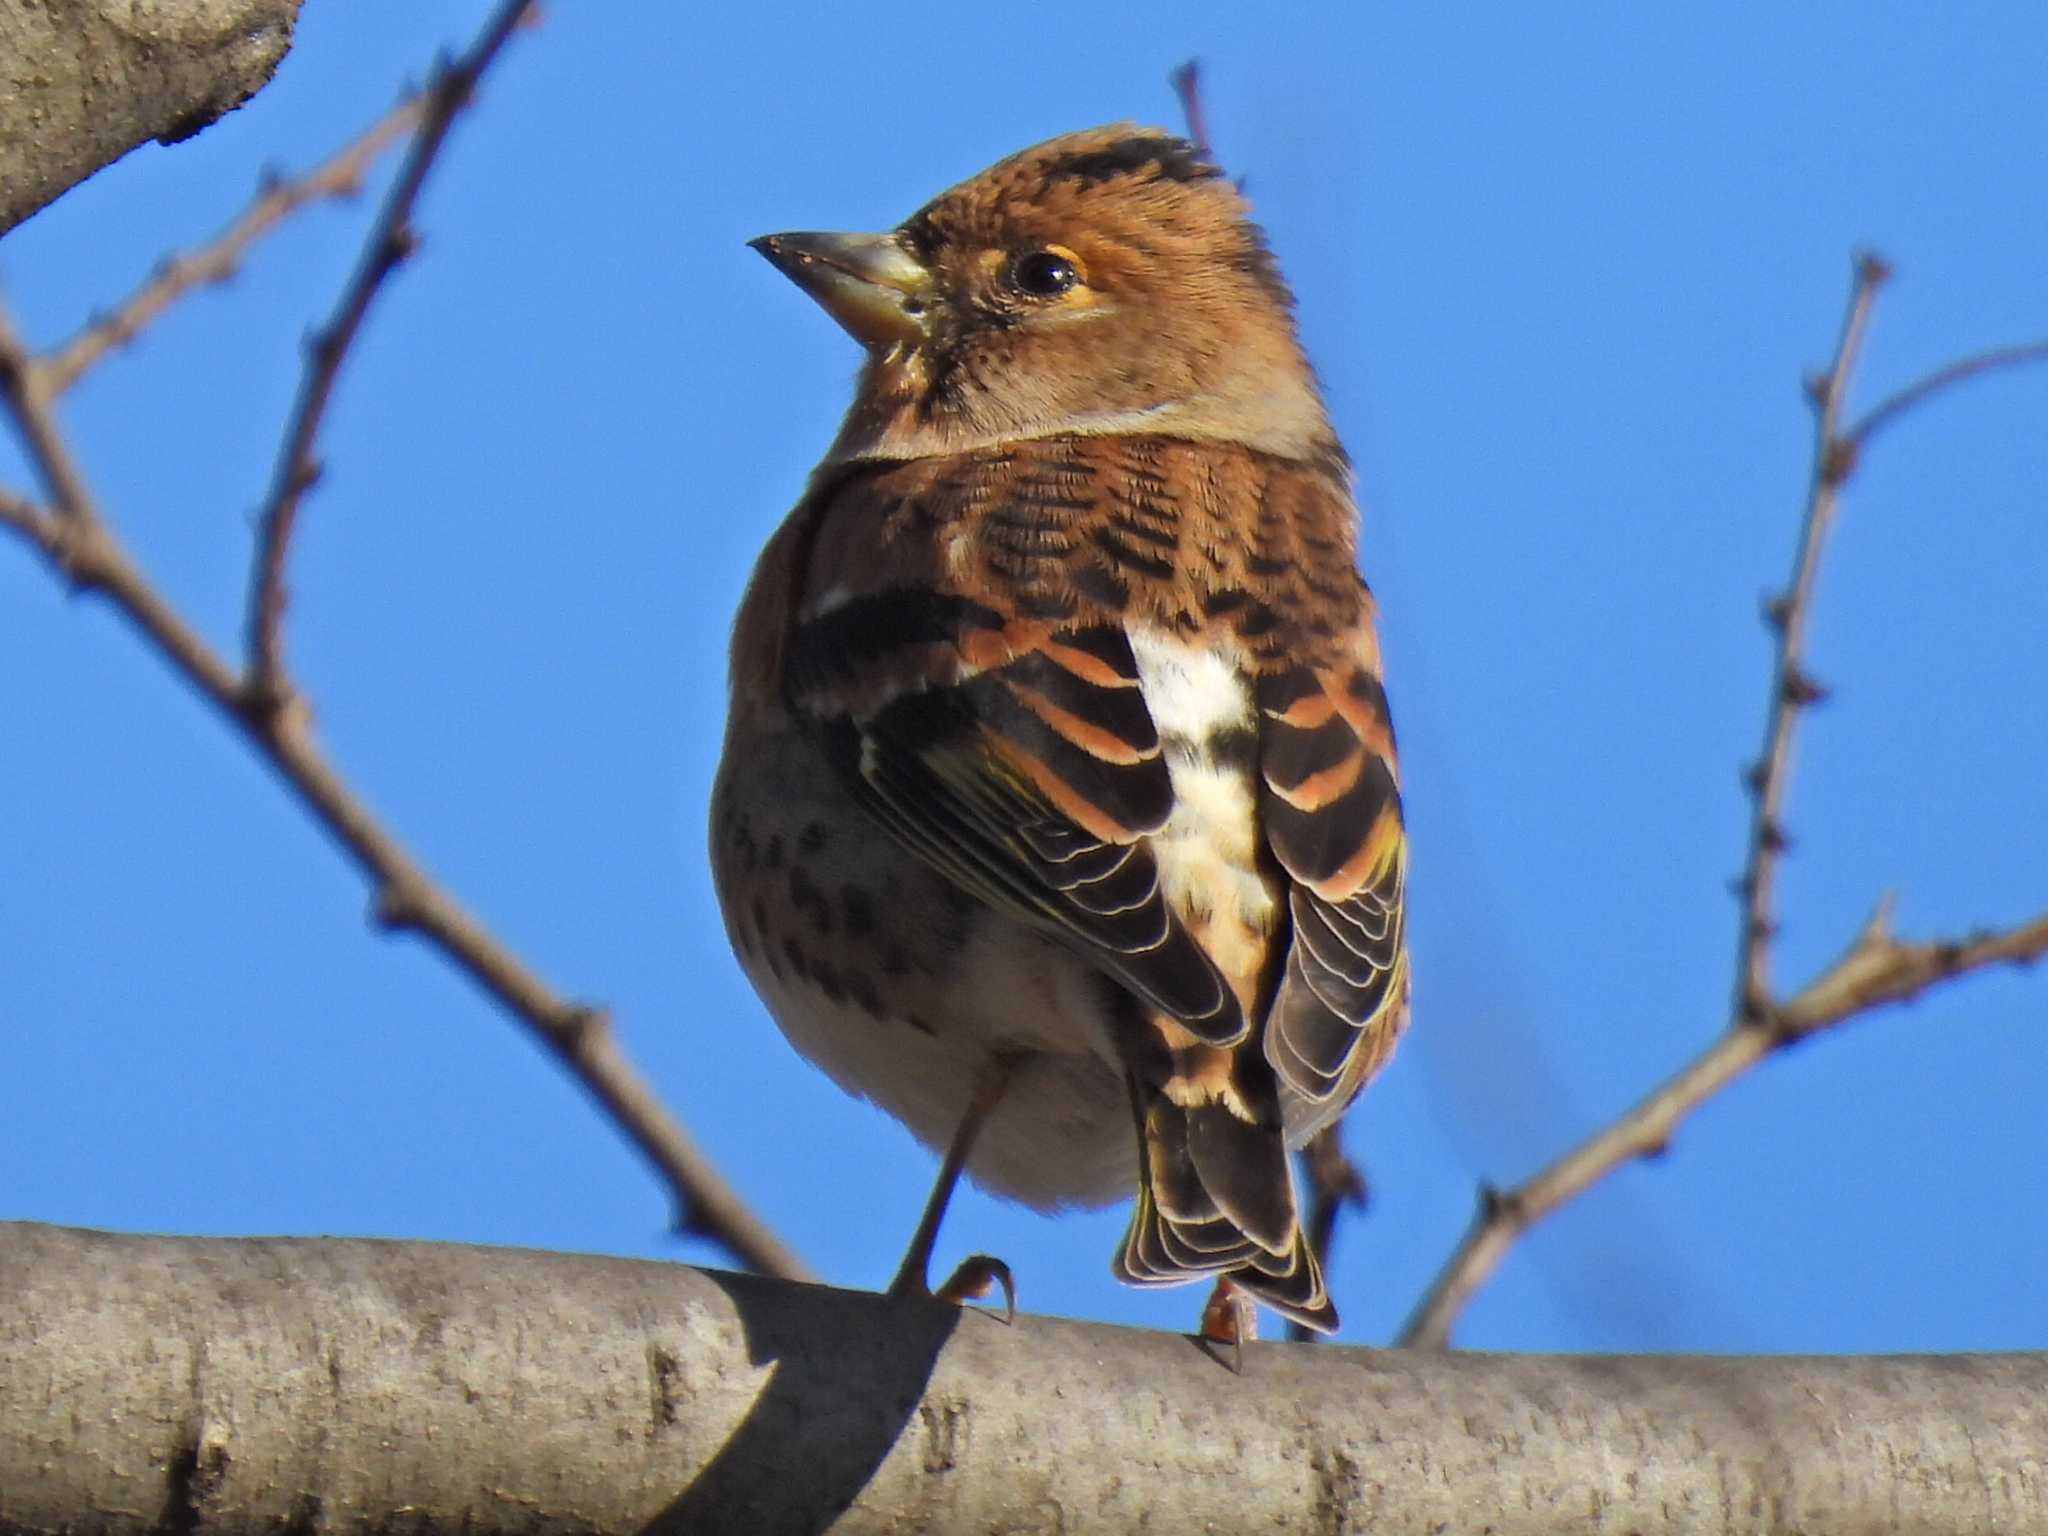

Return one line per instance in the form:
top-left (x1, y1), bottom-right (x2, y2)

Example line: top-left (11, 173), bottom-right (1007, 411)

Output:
top-left (3, 3), bottom-right (2043, 1353)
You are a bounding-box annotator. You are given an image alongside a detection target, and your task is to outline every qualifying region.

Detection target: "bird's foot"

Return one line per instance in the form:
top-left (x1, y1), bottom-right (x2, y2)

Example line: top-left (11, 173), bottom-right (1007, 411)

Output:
top-left (1199, 1276), bottom-right (1257, 1372)
top-left (934, 1253), bottom-right (1015, 1323)
top-left (888, 1252), bottom-right (1015, 1324)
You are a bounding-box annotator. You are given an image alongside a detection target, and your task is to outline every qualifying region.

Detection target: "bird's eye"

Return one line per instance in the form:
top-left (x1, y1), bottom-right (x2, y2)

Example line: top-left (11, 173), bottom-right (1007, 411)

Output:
top-left (1011, 249), bottom-right (1079, 298)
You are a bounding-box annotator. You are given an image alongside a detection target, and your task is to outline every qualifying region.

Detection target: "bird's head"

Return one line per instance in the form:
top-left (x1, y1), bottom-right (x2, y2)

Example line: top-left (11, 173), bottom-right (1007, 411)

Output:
top-left (752, 125), bottom-right (1338, 469)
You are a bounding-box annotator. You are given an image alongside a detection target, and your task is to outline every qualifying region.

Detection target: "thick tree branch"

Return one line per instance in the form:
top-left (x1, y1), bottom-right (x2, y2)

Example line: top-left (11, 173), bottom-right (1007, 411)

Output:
top-left (1398, 257), bottom-right (2048, 1348)
top-left (2, 1223), bottom-right (2041, 1536)
top-left (0, 0), bottom-right (302, 237)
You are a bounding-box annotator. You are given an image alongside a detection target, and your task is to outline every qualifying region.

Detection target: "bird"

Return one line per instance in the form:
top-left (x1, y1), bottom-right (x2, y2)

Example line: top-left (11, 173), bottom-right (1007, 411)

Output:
top-left (711, 124), bottom-right (1407, 1336)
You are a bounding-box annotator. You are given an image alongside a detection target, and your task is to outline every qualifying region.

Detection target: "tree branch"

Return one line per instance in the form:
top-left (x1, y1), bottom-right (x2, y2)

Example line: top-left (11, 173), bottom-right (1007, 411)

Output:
top-left (1399, 900), bottom-right (2047, 1349)
top-left (0, 4), bottom-right (809, 1287)
top-left (1845, 338), bottom-right (2048, 455)
top-left (246, 0), bottom-right (536, 707)
top-left (1733, 253), bottom-right (1886, 1020)
top-left (39, 97), bottom-right (426, 397)
top-left (0, 487), bottom-right (52, 544)
top-left (0, 0), bottom-right (303, 237)
top-left (1168, 60), bottom-right (1215, 156)
top-left (2, 1223), bottom-right (2040, 1536)
top-left (1398, 256), bottom-right (2048, 1349)
top-left (0, 318), bottom-right (803, 1281)
top-left (1288, 1125), bottom-right (1369, 1344)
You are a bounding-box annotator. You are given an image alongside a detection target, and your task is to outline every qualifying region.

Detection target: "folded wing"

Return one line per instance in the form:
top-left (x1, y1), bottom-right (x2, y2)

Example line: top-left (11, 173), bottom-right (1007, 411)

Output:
top-left (1256, 640), bottom-right (1409, 1134)
top-left (788, 589), bottom-right (1246, 1046)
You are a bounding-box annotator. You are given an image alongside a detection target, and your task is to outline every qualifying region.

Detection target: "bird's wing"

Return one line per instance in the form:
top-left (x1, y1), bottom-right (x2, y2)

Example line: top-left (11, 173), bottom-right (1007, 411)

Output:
top-left (1255, 611), bottom-right (1409, 1132)
top-left (786, 581), bottom-right (1247, 1048)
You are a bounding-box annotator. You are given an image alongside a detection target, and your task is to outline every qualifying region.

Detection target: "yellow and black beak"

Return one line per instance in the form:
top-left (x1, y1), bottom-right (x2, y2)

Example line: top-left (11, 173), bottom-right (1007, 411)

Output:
top-left (749, 231), bottom-right (934, 350)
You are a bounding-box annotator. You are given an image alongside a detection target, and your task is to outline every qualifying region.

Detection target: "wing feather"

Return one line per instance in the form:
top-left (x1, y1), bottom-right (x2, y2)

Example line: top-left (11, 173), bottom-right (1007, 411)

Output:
top-left (793, 603), bottom-right (1247, 1045)
top-left (1257, 649), bottom-right (1410, 1128)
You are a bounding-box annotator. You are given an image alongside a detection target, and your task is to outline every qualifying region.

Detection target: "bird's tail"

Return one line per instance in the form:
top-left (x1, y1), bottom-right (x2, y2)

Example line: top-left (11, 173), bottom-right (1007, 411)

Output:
top-left (1112, 1049), bottom-right (1336, 1334)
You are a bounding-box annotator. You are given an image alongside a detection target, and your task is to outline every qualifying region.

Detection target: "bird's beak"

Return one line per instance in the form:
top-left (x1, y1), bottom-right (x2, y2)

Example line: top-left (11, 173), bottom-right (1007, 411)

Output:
top-left (749, 231), bottom-right (934, 350)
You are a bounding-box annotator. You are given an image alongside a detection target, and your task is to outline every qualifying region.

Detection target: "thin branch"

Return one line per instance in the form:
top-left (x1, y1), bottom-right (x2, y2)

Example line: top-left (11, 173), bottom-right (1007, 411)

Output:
top-left (1398, 256), bottom-right (2048, 1348)
top-left (0, 5), bottom-right (811, 1286)
top-left (1399, 902), bottom-right (2048, 1348)
top-left (1846, 337), bottom-right (2048, 455)
top-left (1168, 60), bottom-right (1214, 156)
top-left (39, 97), bottom-right (425, 396)
top-left (0, 307), bottom-right (807, 1282)
top-left (0, 321), bottom-right (106, 532)
top-left (1776, 901), bottom-right (2048, 1033)
top-left (0, 487), bottom-right (53, 543)
top-left (1732, 252), bottom-right (1887, 1023)
top-left (245, 0), bottom-right (535, 709)
top-left (1287, 1124), bottom-right (1369, 1344)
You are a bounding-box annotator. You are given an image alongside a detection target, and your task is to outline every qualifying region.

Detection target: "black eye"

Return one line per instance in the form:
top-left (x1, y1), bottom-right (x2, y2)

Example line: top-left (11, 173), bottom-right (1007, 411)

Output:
top-left (1012, 249), bottom-right (1079, 298)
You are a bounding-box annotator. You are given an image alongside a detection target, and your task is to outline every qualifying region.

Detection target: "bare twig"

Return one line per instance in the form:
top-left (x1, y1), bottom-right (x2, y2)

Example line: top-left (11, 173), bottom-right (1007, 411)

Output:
top-left (1732, 253), bottom-right (1887, 1022)
top-left (0, 330), bottom-right (103, 532)
top-left (1398, 256), bottom-right (2048, 1349)
top-left (1399, 902), bottom-right (2048, 1348)
top-left (1777, 901), bottom-right (2048, 1031)
top-left (0, 487), bottom-right (52, 543)
top-left (246, 0), bottom-right (535, 709)
top-left (1287, 1125), bottom-right (1369, 1344)
top-left (1845, 337), bottom-right (2048, 455)
top-left (1168, 61), bottom-right (1214, 156)
top-left (0, 6), bottom-right (811, 1286)
top-left (40, 98), bottom-right (425, 396)
top-left (0, 306), bottom-right (807, 1282)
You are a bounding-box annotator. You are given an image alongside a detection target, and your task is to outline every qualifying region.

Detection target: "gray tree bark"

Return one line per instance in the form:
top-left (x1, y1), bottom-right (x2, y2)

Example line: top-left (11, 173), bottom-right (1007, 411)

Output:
top-left (0, 0), bottom-right (301, 236)
top-left (2, 1222), bottom-right (2042, 1535)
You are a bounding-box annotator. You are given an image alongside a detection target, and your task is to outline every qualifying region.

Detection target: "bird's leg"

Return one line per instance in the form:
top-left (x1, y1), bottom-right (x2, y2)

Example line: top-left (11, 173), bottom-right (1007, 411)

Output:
top-left (888, 1055), bottom-right (1015, 1320)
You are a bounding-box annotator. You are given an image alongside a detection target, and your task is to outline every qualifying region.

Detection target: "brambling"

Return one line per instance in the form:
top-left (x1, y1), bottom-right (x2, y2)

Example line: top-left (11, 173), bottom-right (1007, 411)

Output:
top-left (712, 125), bottom-right (1407, 1335)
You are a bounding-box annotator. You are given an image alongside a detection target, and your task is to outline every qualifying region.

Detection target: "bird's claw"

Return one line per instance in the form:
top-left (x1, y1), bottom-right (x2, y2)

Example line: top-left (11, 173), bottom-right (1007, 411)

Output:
top-left (934, 1253), bottom-right (1016, 1324)
top-left (1199, 1277), bottom-right (1257, 1373)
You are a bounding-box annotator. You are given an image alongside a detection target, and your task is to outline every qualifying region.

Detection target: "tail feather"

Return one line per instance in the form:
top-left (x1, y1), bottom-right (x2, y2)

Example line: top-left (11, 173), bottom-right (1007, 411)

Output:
top-left (1114, 1081), bottom-right (1337, 1334)
top-left (1142, 1092), bottom-right (1219, 1226)
top-left (1187, 1100), bottom-right (1294, 1255)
